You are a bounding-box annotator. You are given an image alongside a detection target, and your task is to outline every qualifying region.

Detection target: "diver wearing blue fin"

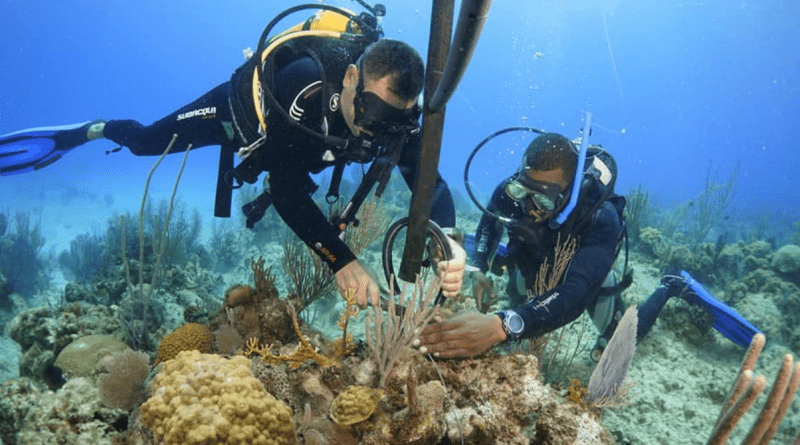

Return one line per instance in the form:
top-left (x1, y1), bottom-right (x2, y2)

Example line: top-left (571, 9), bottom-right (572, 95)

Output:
top-left (0, 5), bottom-right (462, 312)
top-left (417, 124), bottom-right (761, 361)
top-left (0, 120), bottom-right (105, 175)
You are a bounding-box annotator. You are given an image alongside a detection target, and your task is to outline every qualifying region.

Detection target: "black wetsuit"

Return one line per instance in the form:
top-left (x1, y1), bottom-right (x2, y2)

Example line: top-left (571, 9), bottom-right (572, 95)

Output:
top-left (473, 176), bottom-right (623, 339)
top-left (103, 51), bottom-right (455, 273)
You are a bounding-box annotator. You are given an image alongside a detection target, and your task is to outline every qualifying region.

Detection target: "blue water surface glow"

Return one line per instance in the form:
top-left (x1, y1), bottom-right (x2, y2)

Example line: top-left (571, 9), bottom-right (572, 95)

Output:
top-left (1, 0), bottom-right (798, 248)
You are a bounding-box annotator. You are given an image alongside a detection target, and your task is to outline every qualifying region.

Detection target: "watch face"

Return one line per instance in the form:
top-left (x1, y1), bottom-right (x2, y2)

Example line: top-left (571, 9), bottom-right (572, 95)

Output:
top-left (507, 313), bottom-right (524, 333)
top-left (504, 310), bottom-right (525, 337)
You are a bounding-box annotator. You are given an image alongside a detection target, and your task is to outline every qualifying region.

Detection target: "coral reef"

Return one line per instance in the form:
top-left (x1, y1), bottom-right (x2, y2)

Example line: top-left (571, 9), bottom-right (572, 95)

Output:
top-left (54, 334), bottom-right (129, 377)
top-left (771, 244), bottom-right (800, 277)
top-left (139, 350), bottom-right (296, 445)
top-left (234, 257), bottom-right (300, 347)
top-left (97, 349), bottom-right (151, 411)
top-left (0, 376), bottom-right (126, 444)
top-left (330, 385), bottom-right (384, 426)
top-left (8, 303), bottom-right (120, 387)
top-left (154, 322), bottom-right (214, 364)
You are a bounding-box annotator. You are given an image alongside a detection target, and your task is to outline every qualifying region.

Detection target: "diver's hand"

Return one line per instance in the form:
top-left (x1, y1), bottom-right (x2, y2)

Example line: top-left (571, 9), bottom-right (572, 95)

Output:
top-left (415, 312), bottom-right (507, 359)
top-left (438, 236), bottom-right (466, 298)
top-left (335, 260), bottom-right (380, 308)
top-left (472, 271), bottom-right (495, 312)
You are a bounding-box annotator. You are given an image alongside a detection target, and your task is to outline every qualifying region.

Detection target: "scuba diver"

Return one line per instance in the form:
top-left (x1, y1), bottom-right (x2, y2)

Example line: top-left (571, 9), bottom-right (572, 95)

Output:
top-left (416, 131), bottom-right (759, 359)
top-left (0, 7), bottom-right (466, 308)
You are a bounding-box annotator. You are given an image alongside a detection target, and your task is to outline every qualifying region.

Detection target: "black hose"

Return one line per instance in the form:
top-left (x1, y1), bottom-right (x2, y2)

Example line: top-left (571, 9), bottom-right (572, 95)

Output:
top-left (382, 217), bottom-right (452, 307)
top-left (463, 126), bottom-right (545, 222)
top-left (427, 0), bottom-right (493, 113)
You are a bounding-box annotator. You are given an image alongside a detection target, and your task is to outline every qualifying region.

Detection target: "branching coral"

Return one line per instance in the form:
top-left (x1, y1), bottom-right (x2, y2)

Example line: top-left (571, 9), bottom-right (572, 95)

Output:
top-left (624, 184), bottom-right (650, 244)
top-left (687, 163), bottom-right (738, 249)
top-left (366, 275), bottom-right (440, 388)
top-left (251, 256), bottom-right (279, 301)
top-left (245, 304), bottom-right (337, 369)
top-left (330, 289), bottom-right (359, 359)
top-left (707, 333), bottom-right (800, 444)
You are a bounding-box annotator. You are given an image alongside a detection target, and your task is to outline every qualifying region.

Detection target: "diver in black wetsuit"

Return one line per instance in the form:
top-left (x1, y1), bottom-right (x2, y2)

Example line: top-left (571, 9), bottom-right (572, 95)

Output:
top-left (0, 19), bottom-right (464, 308)
top-left (105, 37), bottom-right (464, 308)
top-left (417, 132), bottom-right (687, 359)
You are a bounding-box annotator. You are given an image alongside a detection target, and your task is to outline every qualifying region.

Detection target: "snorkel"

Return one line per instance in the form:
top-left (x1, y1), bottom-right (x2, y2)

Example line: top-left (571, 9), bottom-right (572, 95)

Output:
top-left (551, 111), bottom-right (591, 228)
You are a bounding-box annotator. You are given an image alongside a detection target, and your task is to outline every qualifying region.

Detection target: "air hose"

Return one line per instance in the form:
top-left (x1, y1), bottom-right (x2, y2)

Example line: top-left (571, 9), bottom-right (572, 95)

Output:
top-left (381, 217), bottom-right (452, 306)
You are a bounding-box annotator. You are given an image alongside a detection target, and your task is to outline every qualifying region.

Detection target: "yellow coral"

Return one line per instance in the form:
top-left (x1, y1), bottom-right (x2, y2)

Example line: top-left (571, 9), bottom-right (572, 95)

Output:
top-left (330, 385), bottom-right (384, 426)
top-left (140, 350), bottom-right (295, 445)
top-left (155, 323), bottom-right (214, 365)
top-left (332, 289), bottom-right (359, 359)
top-left (244, 304), bottom-right (337, 369)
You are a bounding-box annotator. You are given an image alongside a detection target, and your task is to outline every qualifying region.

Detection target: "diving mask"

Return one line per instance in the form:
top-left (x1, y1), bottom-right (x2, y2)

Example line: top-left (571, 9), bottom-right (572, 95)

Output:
top-left (353, 90), bottom-right (419, 135)
top-left (505, 174), bottom-right (566, 216)
top-left (353, 59), bottom-right (419, 136)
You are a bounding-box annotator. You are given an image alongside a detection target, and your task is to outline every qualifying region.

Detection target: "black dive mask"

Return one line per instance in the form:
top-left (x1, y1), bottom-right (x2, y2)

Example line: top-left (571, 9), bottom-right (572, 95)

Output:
top-left (353, 59), bottom-right (420, 136)
top-left (353, 90), bottom-right (419, 136)
top-left (505, 172), bottom-right (566, 219)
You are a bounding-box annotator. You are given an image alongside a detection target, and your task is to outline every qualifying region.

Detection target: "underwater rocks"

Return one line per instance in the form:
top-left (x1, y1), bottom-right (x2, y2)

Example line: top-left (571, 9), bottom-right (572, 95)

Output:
top-left (343, 352), bottom-right (613, 445)
top-left (8, 303), bottom-right (121, 388)
top-left (771, 244), bottom-right (800, 277)
top-left (0, 376), bottom-right (126, 445)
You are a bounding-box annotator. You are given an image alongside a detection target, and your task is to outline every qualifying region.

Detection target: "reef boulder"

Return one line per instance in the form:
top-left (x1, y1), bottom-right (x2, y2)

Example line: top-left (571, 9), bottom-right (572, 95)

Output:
top-left (771, 244), bottom-right (800, 276)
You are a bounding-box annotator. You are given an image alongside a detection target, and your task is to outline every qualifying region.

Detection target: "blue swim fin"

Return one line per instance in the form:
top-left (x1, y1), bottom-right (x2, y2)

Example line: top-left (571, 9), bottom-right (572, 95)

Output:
top-left (680, 270), bottom-right (760, 347)
top-left (0, 120), bottom-right (101, 176)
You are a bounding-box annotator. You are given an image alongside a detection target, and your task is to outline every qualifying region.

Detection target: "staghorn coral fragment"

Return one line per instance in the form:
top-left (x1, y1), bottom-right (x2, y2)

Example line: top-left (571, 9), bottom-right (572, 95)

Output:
top-left (244, 301), bottom-right (338, 369)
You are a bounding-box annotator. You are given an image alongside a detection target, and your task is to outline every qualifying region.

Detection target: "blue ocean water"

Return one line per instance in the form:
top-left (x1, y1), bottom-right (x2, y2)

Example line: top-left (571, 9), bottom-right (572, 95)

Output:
top-left (1, 0), bottom-right (798, 247)
top-left (0, 2), bottom-right (799, 442)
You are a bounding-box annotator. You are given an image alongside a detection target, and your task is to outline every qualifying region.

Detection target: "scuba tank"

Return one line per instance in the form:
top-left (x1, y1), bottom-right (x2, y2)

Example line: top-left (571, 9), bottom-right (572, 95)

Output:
top-left (215, 4), bottom-right (385, 217)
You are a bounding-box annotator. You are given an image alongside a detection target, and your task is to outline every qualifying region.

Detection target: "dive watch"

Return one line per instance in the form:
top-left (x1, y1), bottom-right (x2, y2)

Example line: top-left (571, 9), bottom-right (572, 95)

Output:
top-left (497, 309), bottom-right (525, 342)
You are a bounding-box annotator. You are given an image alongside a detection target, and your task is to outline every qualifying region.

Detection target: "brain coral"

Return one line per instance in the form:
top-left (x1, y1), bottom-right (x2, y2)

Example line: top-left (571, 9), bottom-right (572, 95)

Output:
top-left (140, 350), bottom-right (295, 445)
top-left (330, 385), bottom-right (384, 426)
top-left (155, 323), bottom-right (214, 365)
top-left (54, 334), bottom-right (129, 377)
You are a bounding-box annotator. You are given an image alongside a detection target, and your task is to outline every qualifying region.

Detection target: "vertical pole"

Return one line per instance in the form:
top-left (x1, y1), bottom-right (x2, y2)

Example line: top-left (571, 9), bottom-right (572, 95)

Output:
top-left (398, 0), bottom-right (454, 282)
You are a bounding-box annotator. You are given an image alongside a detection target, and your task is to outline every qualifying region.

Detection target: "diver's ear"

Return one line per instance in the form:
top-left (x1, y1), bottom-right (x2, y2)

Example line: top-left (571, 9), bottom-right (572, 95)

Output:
top-left (343, 64), bottom-right (358, 89)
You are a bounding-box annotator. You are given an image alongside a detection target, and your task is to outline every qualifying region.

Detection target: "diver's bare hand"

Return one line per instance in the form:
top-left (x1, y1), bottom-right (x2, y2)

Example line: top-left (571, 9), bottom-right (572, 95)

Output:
top-left (335, 260), bottom-right (379, 308)
top-left (438, 235), bottom-right (466, 298)
top-left (415, 312), bottom-right (506, 358)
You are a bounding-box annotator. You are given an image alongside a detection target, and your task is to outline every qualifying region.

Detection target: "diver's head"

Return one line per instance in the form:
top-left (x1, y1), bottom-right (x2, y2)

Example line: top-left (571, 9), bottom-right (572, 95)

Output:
top-left (342, 39), bottom-right (423, 137)
top-left (506, 132), bottom-right (577, 223)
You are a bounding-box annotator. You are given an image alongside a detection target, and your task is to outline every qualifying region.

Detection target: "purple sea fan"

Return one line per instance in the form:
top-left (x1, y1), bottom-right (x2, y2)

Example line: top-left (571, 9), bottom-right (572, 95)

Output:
top-left (586, 306), bottom-right (638, 406)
